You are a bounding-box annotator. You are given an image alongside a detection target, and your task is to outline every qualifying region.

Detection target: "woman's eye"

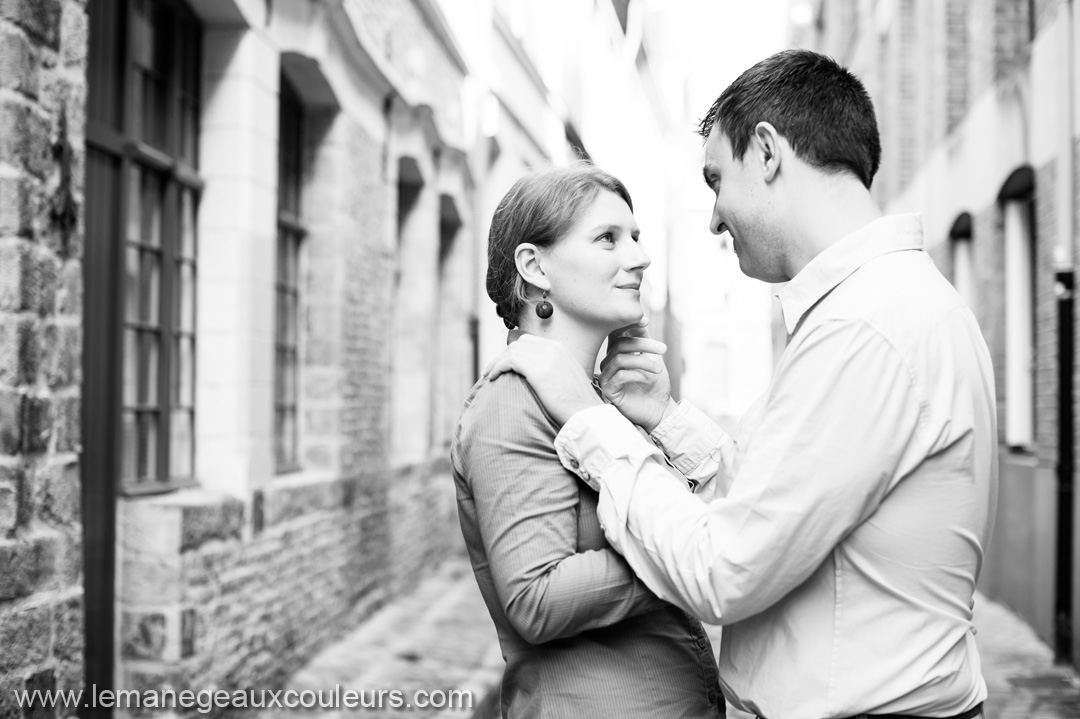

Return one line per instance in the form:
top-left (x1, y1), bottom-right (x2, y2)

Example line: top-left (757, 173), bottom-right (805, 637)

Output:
top-left (598, 232), bottom-right (615, 244)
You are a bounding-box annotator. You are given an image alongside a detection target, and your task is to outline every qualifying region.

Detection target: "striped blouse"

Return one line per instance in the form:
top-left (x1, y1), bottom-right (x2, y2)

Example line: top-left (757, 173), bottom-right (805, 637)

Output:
top-left (450, 333), bottom-right (725, 719)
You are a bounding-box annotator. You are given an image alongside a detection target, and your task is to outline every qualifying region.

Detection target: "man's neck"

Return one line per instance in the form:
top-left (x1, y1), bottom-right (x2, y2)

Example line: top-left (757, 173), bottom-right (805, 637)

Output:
top-left (785, 180), bottom-right (882, 278)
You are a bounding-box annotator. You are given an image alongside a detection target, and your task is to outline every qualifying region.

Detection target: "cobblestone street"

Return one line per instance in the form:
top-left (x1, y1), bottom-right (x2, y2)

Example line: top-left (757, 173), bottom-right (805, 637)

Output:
top-left (258, 556), bottom-right (502, 719)
top-left (972, 596), bottom-right (1080, 719)
top-left (266, 555), bottom-right (1080, 719)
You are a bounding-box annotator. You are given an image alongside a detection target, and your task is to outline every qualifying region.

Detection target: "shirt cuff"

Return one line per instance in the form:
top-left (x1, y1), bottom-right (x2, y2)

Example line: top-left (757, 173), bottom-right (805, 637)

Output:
top-left (648, 399), bottom-right (730, 476)
top-left (555, 404), bottom-right (655, 491)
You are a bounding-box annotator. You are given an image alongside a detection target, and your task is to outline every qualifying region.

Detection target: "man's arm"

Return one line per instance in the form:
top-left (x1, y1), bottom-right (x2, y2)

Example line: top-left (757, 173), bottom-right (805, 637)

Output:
top-left (648, 399), bottom-right (736, 498)
top-left (555, 319), bottom-right (926, 624)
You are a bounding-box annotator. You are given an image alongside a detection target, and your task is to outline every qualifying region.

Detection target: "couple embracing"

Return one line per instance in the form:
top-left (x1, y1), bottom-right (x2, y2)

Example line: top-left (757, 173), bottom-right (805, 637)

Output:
top-left (451, 49), bottom-right (997, 719)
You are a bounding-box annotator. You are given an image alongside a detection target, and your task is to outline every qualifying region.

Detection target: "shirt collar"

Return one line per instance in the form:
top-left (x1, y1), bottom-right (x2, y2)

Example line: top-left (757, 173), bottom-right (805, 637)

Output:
top-left (776, 214), bottom-right (924, 336)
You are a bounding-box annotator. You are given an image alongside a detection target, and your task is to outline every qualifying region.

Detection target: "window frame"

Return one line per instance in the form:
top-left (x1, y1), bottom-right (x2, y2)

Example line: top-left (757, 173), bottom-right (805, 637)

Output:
top-left (1002, 194), bottom-right (1037, 454)
top-left (86, 0), bottom-right (203, 496)
top-left (274, 74), bottom-right (307, 474)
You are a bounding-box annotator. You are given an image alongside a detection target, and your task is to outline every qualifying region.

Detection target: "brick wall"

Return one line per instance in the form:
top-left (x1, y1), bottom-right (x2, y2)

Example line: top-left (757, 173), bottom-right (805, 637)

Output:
top-left (993, 0), bottom-right (1032, 82)
top-left (1034, 161), bottom-right (1058, 465)
top-left (973, 204), bottom-right (1008, 443)
top-left (0, 0), bottom-right (86, 711)
top-left (873, 0), bottom-right (918, 204)
top-left (917, 0), bottom-right (946, 167)
top-left (968, 0), bottom-right (998, 113)
top-left (945, 0), bottom-right (970, 134)
top-left (118, 480), bottom-right (373, 702)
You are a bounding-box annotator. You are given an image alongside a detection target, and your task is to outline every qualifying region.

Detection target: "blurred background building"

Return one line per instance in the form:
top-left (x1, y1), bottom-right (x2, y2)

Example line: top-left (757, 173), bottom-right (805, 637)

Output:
top-left (790, 0), bottom-right (1080, 670)
top-left (0, 0), bottom-right (777, 710)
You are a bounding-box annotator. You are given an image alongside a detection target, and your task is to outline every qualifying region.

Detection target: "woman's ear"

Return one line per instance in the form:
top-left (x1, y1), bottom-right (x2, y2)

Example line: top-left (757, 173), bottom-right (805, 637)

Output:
top-left (514, 243), bottom-right (551, 292)
top-left (752, 121), bottom-right (782, 182)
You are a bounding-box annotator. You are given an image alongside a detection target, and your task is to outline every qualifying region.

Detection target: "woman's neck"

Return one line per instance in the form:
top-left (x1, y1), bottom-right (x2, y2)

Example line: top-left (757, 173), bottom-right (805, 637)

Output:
top-left (516, 316), bottom-right (604, 375)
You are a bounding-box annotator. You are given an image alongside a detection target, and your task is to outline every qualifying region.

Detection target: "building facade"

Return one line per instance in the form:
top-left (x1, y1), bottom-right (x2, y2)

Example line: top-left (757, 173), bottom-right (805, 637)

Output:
top-left (2, 0), bottom-right (481, 709)
top-left (0, 0), bottom-right (686, 712)
top-left (791, 0), bottom-right (1080, 669)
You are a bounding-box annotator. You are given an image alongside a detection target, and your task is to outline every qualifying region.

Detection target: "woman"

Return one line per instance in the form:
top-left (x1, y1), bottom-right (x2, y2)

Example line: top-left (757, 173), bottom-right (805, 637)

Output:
top-left (450, 164), bottom-right (724, 718)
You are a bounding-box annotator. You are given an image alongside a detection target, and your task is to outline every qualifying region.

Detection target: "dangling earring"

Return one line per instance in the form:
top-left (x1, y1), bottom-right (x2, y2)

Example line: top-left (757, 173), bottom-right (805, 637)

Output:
top-left (535, 290), bottom-right (553, 319)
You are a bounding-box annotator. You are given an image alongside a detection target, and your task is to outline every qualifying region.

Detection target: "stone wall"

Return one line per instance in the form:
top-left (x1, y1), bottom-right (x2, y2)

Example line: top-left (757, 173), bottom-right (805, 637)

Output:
top-left (0, 0), bottom-right (87, 713)
top-left (1, 0), bottom-right (475, 710)
top-left (112, 13), bottom-right (469, 714)
top-left (118, 478), bottom-right (372, 699)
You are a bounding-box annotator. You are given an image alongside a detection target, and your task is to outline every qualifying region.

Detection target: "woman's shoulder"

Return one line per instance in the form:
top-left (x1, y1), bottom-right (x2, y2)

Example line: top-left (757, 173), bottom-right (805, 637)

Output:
top-left (455, 371), bottom-right (559, 446)
top-left (467, 371), bottom-right (556, 425)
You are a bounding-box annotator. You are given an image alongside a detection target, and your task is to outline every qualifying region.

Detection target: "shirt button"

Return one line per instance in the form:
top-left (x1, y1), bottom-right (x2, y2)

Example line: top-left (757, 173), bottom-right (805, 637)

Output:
top-left (570, 459), bottom-right (579, 469)
top-left (696, 637), bottom-right (708, 649)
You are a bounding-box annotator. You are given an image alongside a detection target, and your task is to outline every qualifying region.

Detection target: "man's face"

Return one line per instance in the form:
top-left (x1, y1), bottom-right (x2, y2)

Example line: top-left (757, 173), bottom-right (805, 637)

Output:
top-left (701, 126), bottom-right (787, 282)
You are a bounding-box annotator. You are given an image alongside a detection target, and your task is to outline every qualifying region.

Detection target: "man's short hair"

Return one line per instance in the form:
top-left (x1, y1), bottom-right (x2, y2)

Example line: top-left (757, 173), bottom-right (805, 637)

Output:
top-left (698, 49), bottom-right (881, 189)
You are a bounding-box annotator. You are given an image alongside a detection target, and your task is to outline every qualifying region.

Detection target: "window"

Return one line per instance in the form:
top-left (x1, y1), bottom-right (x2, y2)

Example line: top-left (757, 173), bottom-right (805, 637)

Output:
top-left (948, 213), bottom-right (975, 309)
top-left (275, 76), bottom-right (305, 473)
top-left (432, 195), bottom-right (462, 451)
top-left (390, 157), bottom-right (428, 466)
top-left (1001, 170), bottom-right (1036, 452)
top-left (87, 0), bottom-right (202, 494)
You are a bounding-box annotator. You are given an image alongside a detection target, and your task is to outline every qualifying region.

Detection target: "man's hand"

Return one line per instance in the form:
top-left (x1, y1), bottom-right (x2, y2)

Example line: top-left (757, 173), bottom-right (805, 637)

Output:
top-left (483, 335), bottom-right (603, 427)
top-left (599, 320), bottom-right (676, 434)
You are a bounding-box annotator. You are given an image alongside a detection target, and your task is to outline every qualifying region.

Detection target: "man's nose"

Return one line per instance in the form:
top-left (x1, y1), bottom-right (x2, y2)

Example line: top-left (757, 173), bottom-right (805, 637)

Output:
top-left (710, 207), bottom-right (725, 235)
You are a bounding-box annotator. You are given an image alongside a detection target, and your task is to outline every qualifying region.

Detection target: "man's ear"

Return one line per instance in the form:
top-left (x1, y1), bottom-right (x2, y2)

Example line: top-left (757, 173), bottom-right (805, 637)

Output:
top-left (514, 243), bottom-right (550, 292)
top-left (752, 121), bottom-right (782, 182)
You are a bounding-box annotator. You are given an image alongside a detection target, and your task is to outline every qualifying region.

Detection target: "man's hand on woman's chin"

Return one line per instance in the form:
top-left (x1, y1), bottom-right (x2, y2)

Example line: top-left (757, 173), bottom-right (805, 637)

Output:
top-left (599, 320), bottom-right (675, 434)
top-left (483, 335), bottom-right (603, 427)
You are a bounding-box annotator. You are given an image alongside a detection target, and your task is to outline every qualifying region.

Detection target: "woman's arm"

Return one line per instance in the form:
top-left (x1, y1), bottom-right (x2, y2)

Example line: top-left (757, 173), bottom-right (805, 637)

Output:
top-left (460, 373), bottom-right (666, 644)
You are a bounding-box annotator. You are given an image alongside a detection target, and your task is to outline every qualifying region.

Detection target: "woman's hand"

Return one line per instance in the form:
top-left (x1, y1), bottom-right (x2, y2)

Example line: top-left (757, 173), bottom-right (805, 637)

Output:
top-left (599, 320), bottom-right (676, 434)
top-left (483, 335), bottom-right (603, 427)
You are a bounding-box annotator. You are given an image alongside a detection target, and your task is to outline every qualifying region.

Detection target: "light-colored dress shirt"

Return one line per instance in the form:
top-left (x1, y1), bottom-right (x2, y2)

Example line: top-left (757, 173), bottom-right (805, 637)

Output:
top-left (552, 214), bottom-right (998, 719)
top-left (451, 340), bottom-right (725, 719)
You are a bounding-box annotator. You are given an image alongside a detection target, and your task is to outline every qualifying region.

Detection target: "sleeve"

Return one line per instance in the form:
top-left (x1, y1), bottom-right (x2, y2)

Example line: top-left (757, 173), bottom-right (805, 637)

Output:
top-left (461, 373), bottom-right (666, 644)
top-left (554, 319), bottom-right (926, 625)
top-left (648, 399), bottom-right (736, 499)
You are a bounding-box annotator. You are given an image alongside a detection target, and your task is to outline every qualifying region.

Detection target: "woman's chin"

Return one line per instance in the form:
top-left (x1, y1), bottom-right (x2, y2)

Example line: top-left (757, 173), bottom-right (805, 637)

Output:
top-left (603, 306), bottom-right (645, 332)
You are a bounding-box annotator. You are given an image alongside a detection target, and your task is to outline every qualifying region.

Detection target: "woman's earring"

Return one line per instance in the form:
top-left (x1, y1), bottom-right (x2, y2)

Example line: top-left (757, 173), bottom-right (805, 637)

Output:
top-left (535, 291), bottom-right (553, 319)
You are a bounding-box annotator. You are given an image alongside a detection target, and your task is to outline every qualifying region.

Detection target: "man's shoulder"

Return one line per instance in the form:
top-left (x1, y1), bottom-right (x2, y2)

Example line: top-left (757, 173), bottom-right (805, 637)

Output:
top-left (827, 250), bottom-right (964, 331)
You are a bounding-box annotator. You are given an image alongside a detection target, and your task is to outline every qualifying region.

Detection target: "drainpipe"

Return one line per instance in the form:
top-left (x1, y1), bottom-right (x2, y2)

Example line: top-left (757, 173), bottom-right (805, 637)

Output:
top-left (1062, 0), bottom-right (1078, 669)
top-left (1065, 0), bottom-right (1075, 272)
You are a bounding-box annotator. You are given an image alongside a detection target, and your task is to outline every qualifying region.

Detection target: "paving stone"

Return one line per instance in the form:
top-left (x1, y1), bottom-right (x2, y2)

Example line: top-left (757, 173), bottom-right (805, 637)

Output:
top-left (973, 592), bottom-right (1080, 719)
top-left (263, 562), bottom-right (1080, 719)
top-left (258, 555), bottom-right (501, 719)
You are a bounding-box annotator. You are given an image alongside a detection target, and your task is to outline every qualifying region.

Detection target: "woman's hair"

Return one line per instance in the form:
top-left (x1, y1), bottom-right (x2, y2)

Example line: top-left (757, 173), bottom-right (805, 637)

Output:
top-left (486, 163), bottom-right (633, 329)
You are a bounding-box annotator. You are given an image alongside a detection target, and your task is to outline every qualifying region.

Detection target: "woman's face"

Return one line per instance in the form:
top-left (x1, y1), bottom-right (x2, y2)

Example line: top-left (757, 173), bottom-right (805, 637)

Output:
top-left (541, 189), bottom-right (651, 332)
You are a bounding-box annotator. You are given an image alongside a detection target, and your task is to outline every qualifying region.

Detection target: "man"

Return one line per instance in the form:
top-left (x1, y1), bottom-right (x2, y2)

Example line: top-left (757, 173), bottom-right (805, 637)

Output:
top-left (484, 50), bottom-right (997, 719)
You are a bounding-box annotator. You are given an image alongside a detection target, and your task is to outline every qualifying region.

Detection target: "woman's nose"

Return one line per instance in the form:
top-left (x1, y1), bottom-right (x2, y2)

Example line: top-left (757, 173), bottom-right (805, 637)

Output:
top-left (627, 241), bottom-right (651, 271)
